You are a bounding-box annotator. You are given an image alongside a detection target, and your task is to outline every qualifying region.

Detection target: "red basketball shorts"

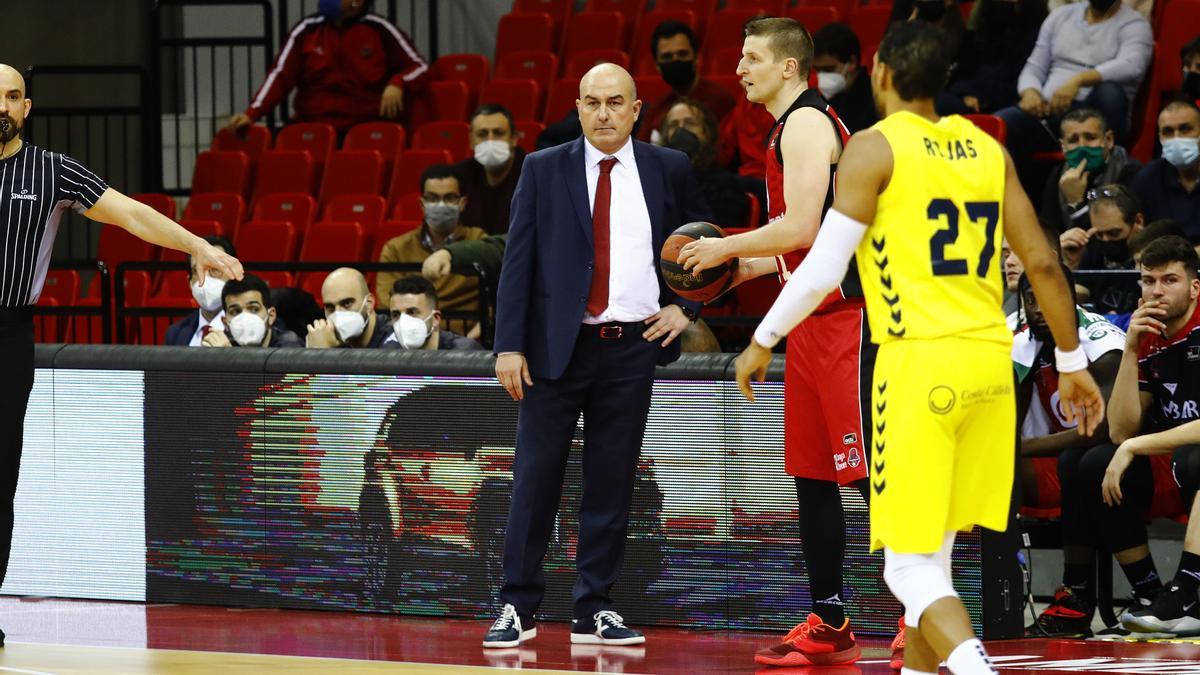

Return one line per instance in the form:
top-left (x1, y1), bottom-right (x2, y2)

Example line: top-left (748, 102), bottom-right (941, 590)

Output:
top-left (784, 305), bottom-right (873, 485)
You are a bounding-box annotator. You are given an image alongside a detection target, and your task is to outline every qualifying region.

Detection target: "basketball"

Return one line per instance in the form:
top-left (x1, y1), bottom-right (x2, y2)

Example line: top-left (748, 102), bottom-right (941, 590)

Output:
top-left (659, 221), bottom-right (737, 303)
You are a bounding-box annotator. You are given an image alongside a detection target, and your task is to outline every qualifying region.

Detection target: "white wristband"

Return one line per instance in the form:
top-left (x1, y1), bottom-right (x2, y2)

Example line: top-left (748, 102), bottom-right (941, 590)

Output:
top-left (1054, 345), bottom-right (1087, 373)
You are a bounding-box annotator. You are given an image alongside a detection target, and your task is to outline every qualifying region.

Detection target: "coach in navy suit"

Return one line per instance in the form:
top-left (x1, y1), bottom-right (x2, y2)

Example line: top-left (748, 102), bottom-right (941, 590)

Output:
top-left (482, 64), bottom-right (711, 649)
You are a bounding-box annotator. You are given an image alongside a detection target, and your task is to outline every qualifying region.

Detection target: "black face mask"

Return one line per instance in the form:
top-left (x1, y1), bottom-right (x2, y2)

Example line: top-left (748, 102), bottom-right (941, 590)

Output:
top-left (1183, 72), bottom-right (1200, 103)
top-left (1098, 238), bottom-right (1130, 264)
top-left (914, 0), bottom-right (948, 22)
top-left (659, 59), bottom-right (696, 91)
top-left (666, 127), bottom-right (702, 159)
top-left (1088, 0), bottom-right (1119, 13)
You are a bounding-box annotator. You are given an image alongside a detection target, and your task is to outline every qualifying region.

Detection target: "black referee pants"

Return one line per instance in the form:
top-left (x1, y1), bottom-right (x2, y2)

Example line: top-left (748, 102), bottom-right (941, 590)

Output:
top-left (0, 308), bottom-right (33, 588)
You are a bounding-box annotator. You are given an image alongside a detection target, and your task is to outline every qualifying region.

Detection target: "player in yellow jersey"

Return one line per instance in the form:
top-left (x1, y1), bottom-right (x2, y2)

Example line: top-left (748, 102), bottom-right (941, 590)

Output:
top-left (735, 22), bottom-right (1106, 675)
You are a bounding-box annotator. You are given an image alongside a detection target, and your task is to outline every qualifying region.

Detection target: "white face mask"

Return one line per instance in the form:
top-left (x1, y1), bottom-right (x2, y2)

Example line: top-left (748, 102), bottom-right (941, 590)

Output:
top-left (191, 276), bottom-right (225, 312)
top-left (393, 312), bottom-right (434, 349)
top-left (331, 298), bottom-right (370, 342)
top-left (817, 69), bottom-right (848, 99)
top-left (228, 311), bottom-right (268, 346)
top-left (474, 139), bottom-right (512, 169)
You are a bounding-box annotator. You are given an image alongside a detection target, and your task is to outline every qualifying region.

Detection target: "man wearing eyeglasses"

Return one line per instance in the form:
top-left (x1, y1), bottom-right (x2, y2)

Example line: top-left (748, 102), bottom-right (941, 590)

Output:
top-left (376, 164), bottom-right (487, 308)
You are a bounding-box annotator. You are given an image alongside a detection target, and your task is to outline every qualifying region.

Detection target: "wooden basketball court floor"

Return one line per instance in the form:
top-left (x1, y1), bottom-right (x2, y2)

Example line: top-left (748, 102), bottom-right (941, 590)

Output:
top-left (0, 596), bottom-right (1198, 673)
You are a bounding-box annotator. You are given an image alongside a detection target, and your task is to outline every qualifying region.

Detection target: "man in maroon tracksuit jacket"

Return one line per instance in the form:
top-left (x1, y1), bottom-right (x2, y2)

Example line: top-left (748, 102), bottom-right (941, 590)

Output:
top-left (226, 0), bottom-right (429, 135)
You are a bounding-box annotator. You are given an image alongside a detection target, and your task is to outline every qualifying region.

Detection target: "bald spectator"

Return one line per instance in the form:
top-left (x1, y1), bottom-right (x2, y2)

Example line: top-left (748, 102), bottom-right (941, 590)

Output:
top-left (306, 267), bottom-right (392, 348)
top-left (638, 20), bottom-right (736, 142)
top-left (376, 164), bottom-right (487, 308)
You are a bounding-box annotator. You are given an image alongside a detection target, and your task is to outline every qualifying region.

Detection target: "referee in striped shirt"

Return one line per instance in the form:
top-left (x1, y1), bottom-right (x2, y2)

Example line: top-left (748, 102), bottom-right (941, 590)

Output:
top-left (0, 64), bottom-right (242, 642)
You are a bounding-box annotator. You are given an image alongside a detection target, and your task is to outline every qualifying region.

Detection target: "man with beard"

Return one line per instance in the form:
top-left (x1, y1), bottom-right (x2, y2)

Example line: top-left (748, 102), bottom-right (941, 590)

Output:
top-left (0, 64), bottom-right (241, 644)
top-left (1099, 236), bottom-right (1200, 636)
top-left (637, 20), bottom-right (736, 142)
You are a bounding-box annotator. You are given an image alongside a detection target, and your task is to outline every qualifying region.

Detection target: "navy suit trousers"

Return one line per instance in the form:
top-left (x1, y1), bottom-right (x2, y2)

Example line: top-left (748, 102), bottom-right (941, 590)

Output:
top-left (500, 323), bottom-right (659, 619)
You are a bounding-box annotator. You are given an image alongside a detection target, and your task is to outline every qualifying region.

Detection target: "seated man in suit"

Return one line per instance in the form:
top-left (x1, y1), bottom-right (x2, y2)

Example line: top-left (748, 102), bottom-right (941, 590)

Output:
top-left (306, 267), bottom-right (393, 348)
top-left (484, 63), bottom-right (709, 649)
top-left (200, 273), bottom-right (302, 348)
top-left (164, 235), bottom-right (237, 346)
top-left (382, 275), bottom-right (481, 350)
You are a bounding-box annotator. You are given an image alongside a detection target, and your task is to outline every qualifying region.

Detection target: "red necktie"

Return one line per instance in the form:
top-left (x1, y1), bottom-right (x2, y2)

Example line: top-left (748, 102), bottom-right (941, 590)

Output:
top-left (587, 157), bottom-right (618, 317)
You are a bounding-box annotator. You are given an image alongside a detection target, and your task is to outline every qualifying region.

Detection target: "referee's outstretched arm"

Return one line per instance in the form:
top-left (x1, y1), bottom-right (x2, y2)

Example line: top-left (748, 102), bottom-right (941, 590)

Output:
top-left (84, 190), bottom-right (243, 285)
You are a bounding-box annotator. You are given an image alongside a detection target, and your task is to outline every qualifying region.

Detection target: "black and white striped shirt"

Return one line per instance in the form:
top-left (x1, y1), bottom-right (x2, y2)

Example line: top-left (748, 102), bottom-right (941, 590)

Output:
top-left (0, 143), bottom-right (108, 307)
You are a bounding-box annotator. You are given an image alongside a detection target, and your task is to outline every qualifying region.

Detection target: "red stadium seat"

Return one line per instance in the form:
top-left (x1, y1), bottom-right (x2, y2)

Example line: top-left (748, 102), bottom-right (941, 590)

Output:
top-left (191, 151), bottom-right (250, 197)
top-left (298, 222), bottom-right (367, 289)
top-left (496, 51), bottom-right (559, 88)
top-left (704, 8), bottom-right (768, 60)
top-left (409, 80), bottom-right (472, 129)
top-left (250, 151), bottom-right (313, 205)
top-left (212, 125), bottom-right (272, 167)
top-left (131, 193), bottom-right (177, 220)
top-left (851, 5), bottom-right (892, 56)
top-left (412, 121), bottom-right (473, 163)
top-left (631, 10), bottom-right (697, 76)
top-left (583, 0), bottom-right (645, 24)
top-left (727, 0), bottom-right (786, 12)
top-left (343, 122), bottom-right (407, 187)
top-left (657, 0), bottom-right (717, 41)
top-left (431, 53), bottom-right (491, 107)
top-left (561, 12), bottom-right (626, 61)
top-left (709, 76), bottom-right (746, 103)
top-left (318, 150), bottom-right (385, 207)
top-left (963, 114), bottom-right (1007, 145)
top-left (256, 271), bottom-right (296, 289)
top-left (322, 195), bottom-right (387, 251)
top-left (496, 13), bottom-right (555, 63)
top-left (1157, 2), bottom-right (1198, 94)
top-left (788, 6), bottom-right (840, 32)
top-left (512, 0), bottom-right (574, 49)
top-left (564, 49), bottom-right (631, 79)
top-left (373, 220), bottom-right (423, 261)
top-left (704, 46), bottom-right (744, 77)
top-left (275, 123), bottom-right (336, 193)
top-left (797, 0), bottom-right (855, 24)
top-left (393, 193), bottom-right (424, 221)
top-left (479, 79), bottom-right (543, 122)
top-left (633, 76), bottom-right (672, 110)
top-left (39, 270), bottom-right (80, 305)
top-left (515, 120), bottom-right (545, 153)
top-left (388, 148), bottom-right (455, 204)
top-left (252, 192), bottom-right (317, 240)
top-left (543, 78), bottom-right (580, 124)
top-left (156, 269), bottom-right (192, 299)
top-left (182, 192), bottom-right (245, 238)
top-left (236, 220), bottom-right (298, 262)
top-left (135, 295), bottom-right (194, 346)
top-left (1129, 44), bottom-right (1162, 163)
top-left (176, 218), bottom-right (224, 239)
top-left (98, 226), bottom-right (157, 272)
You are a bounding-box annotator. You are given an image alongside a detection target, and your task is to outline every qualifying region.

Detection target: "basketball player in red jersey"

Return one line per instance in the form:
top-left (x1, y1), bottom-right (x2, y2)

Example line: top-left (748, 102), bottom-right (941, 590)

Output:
top-left (679, 17), bottom-right (900, 668)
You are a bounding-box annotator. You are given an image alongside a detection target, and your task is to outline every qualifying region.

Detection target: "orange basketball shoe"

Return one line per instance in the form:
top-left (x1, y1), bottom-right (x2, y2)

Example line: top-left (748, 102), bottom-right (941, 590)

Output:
top-left (753, 613), bottom-right (861, 667)
top-left (890, 617), bottom-right (905, 670)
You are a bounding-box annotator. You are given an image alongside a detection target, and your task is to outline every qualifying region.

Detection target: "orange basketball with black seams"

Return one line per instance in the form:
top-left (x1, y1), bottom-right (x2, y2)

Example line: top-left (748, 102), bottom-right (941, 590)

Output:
top-left (659, 221), bottom-right (738, 303)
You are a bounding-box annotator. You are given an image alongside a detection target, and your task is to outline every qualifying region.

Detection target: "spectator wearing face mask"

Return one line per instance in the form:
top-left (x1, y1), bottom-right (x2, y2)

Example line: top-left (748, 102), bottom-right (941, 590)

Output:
top-left (453, 104), bottom-right (525, 235)
top-left (1061, 184), bottom-right (1144, 271)
top-left (1041, 107), bottom-right (1141, 233)
top-left (381, 275), bottom-right (481, 351)
top-left (659, 99), bottom-right (748, 227)
top-left (201, 274), bottom-right (302, 348)
top-left (306, 267), bottom-right (392, 348)
top-left (376, 164), bottom-right (486, 307)
top-left (1183, 37), bottom-right (1200, 106)
top-left (995, 0), bottom-right (1152, 161)
top-left (164, 235), bottom-right (237, 346)
top-left (1132, 100), bottom-right (1200, 241)
top-left (809, 23), bottom-right (877, 134)
top-left (638, 20), bottom-right (736, 143)
top-left (939, 0), bottom-right (1045, 115)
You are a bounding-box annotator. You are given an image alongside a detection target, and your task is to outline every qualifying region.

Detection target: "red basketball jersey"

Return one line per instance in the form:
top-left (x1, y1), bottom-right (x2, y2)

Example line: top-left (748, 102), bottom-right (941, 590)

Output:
top-left (764, 88), bottom-right (860, 313)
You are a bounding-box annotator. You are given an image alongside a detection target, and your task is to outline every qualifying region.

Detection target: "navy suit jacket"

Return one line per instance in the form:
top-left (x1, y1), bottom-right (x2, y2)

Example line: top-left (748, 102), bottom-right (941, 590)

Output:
top-left (164, 311), bottom-right (201, 346)
top-left (494, 137), bottom-right (712, 380)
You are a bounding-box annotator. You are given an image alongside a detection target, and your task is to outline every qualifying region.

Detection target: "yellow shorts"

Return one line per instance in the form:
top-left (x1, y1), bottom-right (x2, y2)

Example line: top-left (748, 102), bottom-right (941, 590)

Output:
top-left (869, 337), bottom-right (1015, 554)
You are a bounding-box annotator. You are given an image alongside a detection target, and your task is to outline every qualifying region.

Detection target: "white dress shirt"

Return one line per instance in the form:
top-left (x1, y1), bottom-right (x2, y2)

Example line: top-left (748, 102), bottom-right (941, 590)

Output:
top-left (582, 137), bottom-right (660, 324)
top-left (188, 310), bottom-right (225, 347)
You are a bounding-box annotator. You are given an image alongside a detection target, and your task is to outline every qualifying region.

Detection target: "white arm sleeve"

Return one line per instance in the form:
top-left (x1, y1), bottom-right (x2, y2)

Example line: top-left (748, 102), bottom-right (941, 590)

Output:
top-left (753, 208), bottom-right (869, 348)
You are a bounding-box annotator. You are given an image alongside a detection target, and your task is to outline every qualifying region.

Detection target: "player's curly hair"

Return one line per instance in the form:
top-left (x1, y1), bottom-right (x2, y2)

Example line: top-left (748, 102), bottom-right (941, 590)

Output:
top-left (877, 21), bottom-right (950, 101)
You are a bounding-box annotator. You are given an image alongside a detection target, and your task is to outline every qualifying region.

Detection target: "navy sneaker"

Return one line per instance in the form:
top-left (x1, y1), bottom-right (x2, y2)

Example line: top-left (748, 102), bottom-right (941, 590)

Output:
top-left (1122, 584), bottom-right (1200, 636)
top-left (482, 604), bottom-right (537, 648)
top-left (570, 610), bottom-right (645, 645)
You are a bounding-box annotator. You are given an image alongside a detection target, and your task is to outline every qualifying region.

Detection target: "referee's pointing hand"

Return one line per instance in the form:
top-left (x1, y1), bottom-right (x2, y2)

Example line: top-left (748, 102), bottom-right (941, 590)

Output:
top-left (192, 241), bottom-right (244, 285)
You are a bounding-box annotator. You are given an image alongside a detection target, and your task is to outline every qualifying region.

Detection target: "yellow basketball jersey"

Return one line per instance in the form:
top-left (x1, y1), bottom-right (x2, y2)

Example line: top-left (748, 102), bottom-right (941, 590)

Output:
top-left (856, 111), bottom-right (1010, 346)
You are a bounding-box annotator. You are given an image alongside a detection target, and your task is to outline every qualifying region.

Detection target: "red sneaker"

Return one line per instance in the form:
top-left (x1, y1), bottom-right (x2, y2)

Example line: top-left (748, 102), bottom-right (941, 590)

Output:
top-left (889, 616), bottom-right (905, 670)
top-left (753, 613), bottom-right (861, 667)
